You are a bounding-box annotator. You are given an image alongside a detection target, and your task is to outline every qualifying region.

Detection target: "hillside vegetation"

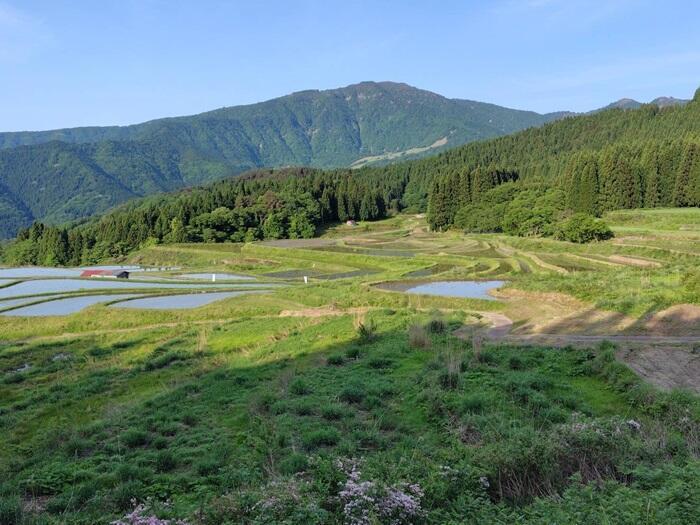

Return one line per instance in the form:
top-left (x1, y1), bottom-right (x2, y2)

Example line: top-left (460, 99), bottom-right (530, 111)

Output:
top-left (6, 88), bottom-right (700, 267)
top-left (0, 82), bottom-right (562, 238)
top-left (1, 211), bottom-right (699, 524)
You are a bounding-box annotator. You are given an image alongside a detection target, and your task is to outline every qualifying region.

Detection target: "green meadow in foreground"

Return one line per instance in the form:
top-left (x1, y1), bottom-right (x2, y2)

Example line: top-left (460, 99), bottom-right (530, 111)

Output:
top-left (0, 210), bottom-right (699, 524)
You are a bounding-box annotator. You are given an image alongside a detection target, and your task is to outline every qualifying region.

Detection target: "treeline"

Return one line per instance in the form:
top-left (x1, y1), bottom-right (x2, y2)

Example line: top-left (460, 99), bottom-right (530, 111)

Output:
top-left (428, 138), bottom-right (700, 233)
top-left (5, 168), bottom-right (410, 265)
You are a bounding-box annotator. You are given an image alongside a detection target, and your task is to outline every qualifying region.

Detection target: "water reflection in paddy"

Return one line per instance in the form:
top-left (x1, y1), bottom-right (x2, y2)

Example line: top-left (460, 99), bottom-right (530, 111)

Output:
top-left (405, 280), bottom-right (505, 300)
top-left (0, 279), bottom-right (267, 300)
top-left (377, 280), bottom-right (506, 300)
top-left (2, 294), bottom-right (140, 316)
top-left (177, 273), bottom-right (255, 281)
top-left (113, 291), bottom-right (264, 309)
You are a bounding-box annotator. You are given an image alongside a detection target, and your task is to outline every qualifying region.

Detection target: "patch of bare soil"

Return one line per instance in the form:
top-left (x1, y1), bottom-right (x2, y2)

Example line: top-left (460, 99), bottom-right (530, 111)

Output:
top-left (453, 312), bottom-right (512, 340)
top-left (494, 288), bottom-right (638, 335)
top-left (617, 346), bottom-right (700, 393)
top-left (642, 304), bottom-right (700, 336)
top-left (454, 289), bottom-right (700, 392)
top-left (278, 306), bottom-right (370, 318)
top-left (608, 255), bottom-right (661, 267)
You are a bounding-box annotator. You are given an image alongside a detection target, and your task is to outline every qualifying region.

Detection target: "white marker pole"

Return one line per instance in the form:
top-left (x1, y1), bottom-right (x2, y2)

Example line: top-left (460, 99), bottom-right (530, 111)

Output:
top-left (304, 276), bottom-right (308, 284)
top-left (212, 273), bottom-right (216, 282)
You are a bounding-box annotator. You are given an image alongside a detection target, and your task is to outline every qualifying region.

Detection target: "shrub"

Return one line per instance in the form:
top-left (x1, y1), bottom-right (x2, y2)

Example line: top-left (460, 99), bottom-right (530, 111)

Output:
top-left (367, 357), bottom-right (393, 369)
top-left (408, 324), bottom-right (430, 349)
top-left (181, 412), bottom-right (198, 426)
top-left (340, 383), bottom-right (366, 404)
top-left (111, 481), bottom-right (144, 511)
top-left (121, 429), bottom-right (149, 448)
top-left (143, 350), bottom-right (189, 371)
top-left (196, 456), bottom-right (221, 476)
top-left (279, 453), bottom-right (309, 475)
top-left (461, 393), bottom-right (488, 414)
top-left (345, 347), bottom-right (362, 359)
top-left (155, 451), bottom-right (177, 472)
top-left (62, 436), bottom-right (92, 457)
top-left (303, 427), bottom-right (340, 449)
top-left (290, 378), bottom-right (310, 396)
top-left (293, 400), bottom-right (316, 416)
top-left (326, 354), bottom-right (345, 366)
top-left (555, 213), bottom-right (614, 243)
top-left (355, 317), bottom-right (377, 344)
top-left (320, 404), bottom-right (346, 420)
top-left (439, 353), bottom-right (462, 390)
top-left (508, 355), bottom-right (525, 370)
top-left (0, 496), bottom-right (22, 525)
top-left (426, 317), bottom-right (446, 334)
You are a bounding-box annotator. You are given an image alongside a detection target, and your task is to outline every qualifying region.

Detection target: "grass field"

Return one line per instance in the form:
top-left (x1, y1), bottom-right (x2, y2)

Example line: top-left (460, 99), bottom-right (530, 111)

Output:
top-left (1, 209), bottom-right (699, 524)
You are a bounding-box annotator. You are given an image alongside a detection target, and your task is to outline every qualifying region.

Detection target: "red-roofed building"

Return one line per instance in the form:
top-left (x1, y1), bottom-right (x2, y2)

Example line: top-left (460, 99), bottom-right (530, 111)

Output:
top-left (80, 269), bottom-right (130, 279)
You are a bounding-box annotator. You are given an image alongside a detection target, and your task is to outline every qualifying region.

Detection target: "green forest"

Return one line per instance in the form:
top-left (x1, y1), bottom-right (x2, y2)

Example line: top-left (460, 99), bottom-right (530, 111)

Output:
top-left (5, 88), bottom-right (700, 266)
top-left (0, 82), bottom-right (565, 239)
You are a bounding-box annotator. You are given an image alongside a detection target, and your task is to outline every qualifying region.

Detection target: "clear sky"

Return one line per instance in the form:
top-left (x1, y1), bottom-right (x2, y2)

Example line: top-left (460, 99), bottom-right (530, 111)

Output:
top-left (1, 0), bottom-right (699, 131)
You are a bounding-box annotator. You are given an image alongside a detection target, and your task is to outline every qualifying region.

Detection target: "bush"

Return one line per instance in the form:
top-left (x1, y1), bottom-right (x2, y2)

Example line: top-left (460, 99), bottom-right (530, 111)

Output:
top-left (326, 354), bottom-right (345, 366)
top-left (155, 450), bottom-right (177, 472)
top-left (461, 393), bottom-right (488, 414)
top-left (290, 378), bottom-right (310, 396)
top-left (439, 353), bottom-right (462, 390)
top-left (340, 383), bottom-right (366, 404)
top-left (367, 357), bottom-right (393, 369)
top-left (408, 324), bottom-right (430, 348)
top-left (0, 496), bottom-right (22, 525)
top-left (426, 317), bottom-right (446, 334)
top-left (121, 429), bottom-right (149, 448)
top-left (279, 453), bottom-right (309, 475)
top-left (320, 404), bottom-right (346, 420)
top-left (555, 213), bottom-right (613, 243)
top-left (345, 347), bottom-right (361, 359)
top-left (303, 428), bottom-right (340, 449)
top-left (355, 317), bottom-right (377, 344)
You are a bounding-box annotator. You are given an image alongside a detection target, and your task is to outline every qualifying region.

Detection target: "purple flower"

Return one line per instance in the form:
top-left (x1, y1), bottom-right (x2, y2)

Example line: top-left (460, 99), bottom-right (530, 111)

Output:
top-left (111, 500), bottom-right (191, 525)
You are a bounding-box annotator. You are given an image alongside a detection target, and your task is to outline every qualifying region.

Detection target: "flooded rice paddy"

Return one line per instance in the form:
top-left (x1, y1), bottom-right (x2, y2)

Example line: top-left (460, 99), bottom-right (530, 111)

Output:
top-left (376, 280), bottom-right (505, 300)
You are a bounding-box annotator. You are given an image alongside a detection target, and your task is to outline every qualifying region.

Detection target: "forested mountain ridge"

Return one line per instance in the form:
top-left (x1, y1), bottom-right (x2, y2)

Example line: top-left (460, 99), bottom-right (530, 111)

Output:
top-left (7, 87), bottom-right (700, 267)
top-left (595, 96), bottom-right (689, 112)
top-left (0, 82), bottom-right (574, 238)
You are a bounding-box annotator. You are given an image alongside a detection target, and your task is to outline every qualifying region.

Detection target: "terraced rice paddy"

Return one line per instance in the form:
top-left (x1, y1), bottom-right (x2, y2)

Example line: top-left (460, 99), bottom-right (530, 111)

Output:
top-left (1, 210), bottom-right (699, 524)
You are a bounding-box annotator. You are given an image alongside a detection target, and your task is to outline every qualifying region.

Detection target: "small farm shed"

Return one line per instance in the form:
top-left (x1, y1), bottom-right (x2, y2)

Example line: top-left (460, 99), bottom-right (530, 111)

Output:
top-left (80, 269), bottom-right (130, 279)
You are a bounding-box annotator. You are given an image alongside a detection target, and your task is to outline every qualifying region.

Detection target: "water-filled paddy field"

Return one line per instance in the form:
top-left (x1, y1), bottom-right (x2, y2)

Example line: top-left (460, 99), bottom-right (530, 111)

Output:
top-left (375, 280), bottom-right (506, 300)
top-left (0, 265), bottom-right (279, 316)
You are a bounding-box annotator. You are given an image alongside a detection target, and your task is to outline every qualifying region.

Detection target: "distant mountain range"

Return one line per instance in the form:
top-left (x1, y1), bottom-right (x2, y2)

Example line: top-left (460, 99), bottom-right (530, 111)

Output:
top-left (596, 96), bottom-right (690, 112)
top-left (0, 81), bottom-right (691, 238)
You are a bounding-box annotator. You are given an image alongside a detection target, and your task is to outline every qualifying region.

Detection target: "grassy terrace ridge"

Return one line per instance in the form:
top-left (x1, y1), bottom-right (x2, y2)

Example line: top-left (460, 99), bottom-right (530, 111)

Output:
top-left (0, 209), bottom-right (699, 524)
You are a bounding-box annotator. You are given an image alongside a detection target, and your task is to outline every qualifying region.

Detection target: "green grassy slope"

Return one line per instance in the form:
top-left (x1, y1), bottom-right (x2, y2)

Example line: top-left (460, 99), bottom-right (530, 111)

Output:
top-left (1, 210), bottom-right (700, 523)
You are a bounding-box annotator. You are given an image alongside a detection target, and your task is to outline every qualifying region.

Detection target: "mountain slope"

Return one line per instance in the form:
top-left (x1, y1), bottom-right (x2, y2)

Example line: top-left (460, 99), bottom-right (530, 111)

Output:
top-left (0, 82), bottom-right (566, 238)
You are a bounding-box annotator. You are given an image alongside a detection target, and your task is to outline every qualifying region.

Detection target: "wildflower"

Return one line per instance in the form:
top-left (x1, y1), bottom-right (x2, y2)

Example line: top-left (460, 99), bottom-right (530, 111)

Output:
top-left (111, 499), bottom-right (191, 525)
top-left (336, 458), bottom-right (425, 525)
top-left (626, 419), bottom-right (641, 431)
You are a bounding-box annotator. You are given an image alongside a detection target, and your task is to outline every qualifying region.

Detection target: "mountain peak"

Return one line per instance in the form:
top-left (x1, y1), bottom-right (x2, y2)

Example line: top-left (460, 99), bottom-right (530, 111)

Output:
top-left (651, 96), bottom-right (690, 108)
top-left (607, 98), bottom-right (642, 110)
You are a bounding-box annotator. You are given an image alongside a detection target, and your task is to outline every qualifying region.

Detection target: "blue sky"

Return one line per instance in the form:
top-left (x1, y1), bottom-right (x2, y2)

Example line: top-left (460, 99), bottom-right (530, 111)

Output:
top-left (1, 0), bottom-right (699, 131)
